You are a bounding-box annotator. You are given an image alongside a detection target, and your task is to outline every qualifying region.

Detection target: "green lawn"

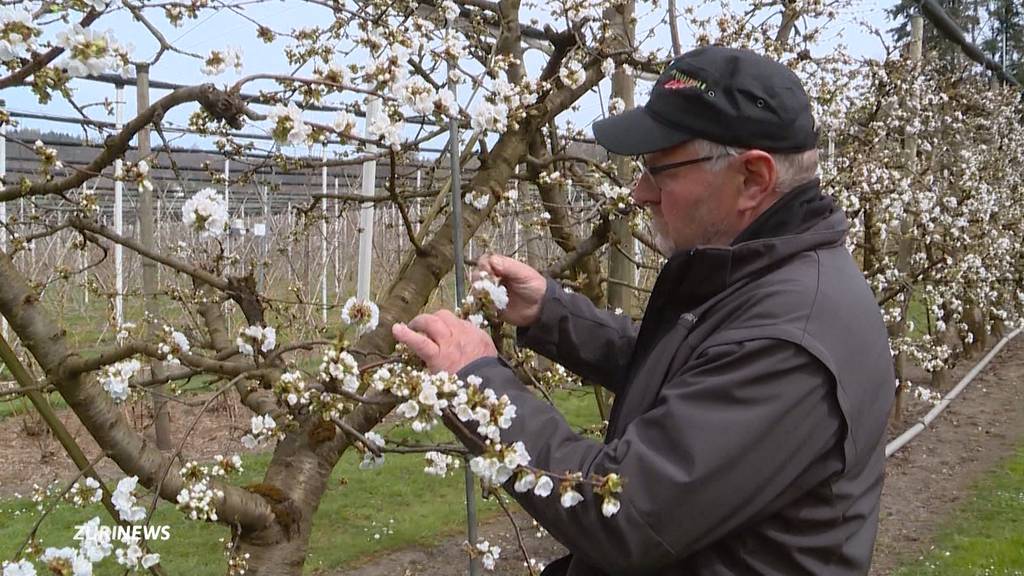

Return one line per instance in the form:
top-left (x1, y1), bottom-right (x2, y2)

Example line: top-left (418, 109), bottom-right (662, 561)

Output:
top-left (0, 387), bottom-right (601, 574)
top-left (894, 446), bottom-right (1024, 575)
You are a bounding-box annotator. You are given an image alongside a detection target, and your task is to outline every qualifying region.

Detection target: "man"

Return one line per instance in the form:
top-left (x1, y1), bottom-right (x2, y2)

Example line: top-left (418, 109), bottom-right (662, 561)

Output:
top-left (393, 46), bottom-right (894, 575)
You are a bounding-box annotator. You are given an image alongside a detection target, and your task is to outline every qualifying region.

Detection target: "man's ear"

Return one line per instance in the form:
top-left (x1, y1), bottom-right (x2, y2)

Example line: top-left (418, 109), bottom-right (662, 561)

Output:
top-left (737, 150), bottom-right (777, 213)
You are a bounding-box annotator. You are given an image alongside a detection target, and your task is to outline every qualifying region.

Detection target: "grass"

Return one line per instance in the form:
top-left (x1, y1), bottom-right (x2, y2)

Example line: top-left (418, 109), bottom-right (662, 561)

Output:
top-left (0, 387), bottom-right (601, 574)
top-left (893, 446), bottom-right (1024, 576)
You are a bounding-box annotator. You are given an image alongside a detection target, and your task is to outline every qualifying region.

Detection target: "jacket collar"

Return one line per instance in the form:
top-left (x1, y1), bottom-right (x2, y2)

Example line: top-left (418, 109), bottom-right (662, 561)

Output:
top-left (634, 179), bottom-right (845, 357)
top-left (657, 178), bottom-right (842, 307)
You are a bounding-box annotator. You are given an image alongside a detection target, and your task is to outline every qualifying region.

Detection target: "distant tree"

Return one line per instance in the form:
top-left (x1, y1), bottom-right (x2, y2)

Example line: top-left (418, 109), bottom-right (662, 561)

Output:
top-left (980, 0), bottom-right (1024, 84)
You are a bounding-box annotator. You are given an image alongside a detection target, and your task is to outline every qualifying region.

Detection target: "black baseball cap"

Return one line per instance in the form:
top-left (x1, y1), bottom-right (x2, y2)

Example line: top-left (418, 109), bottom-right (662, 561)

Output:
top-left (593, 46), bottom-right (818, 155)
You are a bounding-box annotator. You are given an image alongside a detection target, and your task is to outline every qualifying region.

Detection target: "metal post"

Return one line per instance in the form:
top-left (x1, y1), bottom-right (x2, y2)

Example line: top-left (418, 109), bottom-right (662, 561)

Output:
top-left (224, 157), bottom-right (231, 271)
top-left (447, 23), bottom-right (478, 575)
top-left (334, 178), bottom-right (340, 299)
top-left (321, 147), bottom-right (328, 323)
top-left (257, 185), bottom-right (268, 292)
top-left (356, 98), bottom-right (380, 301)
top-left (114, 84), bottom-right (125, 329)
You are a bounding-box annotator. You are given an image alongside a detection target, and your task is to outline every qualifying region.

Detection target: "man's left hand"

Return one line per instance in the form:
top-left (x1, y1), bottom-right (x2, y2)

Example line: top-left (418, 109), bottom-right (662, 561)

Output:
top-left (392, 309), bottom-right (498, 374)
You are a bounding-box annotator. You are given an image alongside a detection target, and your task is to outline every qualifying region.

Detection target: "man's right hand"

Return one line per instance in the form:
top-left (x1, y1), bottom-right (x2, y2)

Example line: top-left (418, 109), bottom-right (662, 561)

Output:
top-left (474, 254), bottom-right (546, 327)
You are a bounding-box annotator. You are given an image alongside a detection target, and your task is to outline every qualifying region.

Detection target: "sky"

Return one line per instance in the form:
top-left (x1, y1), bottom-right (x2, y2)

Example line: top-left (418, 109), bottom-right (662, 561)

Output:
top-left (3, 0), bottom-right (899, 159)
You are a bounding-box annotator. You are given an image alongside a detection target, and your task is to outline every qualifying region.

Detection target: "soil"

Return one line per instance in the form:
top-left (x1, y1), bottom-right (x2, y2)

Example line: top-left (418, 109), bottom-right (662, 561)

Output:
top-left (2, 334), bottom-right (1023, 575)
top-left (0, 391), bottom-right (253, 499)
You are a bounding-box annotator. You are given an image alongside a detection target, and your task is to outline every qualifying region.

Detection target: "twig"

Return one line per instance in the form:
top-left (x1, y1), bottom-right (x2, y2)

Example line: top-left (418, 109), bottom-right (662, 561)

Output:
top-left (332, 415), bottom-right (382, 457)
top-left (14, 452), bottom-right (106, 560)
top-left (69, 216), bottom-right (231, 291)
top-left (390, 149), bottom-right (427, 255)
top-left (494, 495), bottom-right (537, 576)
top-left (603, 276), bottom-right (652, 294)
top-left (142, 374), bottom-right (251, 538)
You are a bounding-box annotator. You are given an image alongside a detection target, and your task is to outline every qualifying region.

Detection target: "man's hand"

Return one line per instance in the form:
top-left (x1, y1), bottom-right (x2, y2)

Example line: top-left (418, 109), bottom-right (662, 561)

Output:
top-left (392, 309), bottom-right (498, 374)
top-left (475, 254), bottom-right (546, 327)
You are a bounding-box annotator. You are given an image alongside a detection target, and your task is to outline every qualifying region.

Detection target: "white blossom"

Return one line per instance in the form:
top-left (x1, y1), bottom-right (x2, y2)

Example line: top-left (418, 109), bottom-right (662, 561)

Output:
top-left (236, 325), bottom-right (276, 357)
top-left (464, 190), bottom-right (489, 210)
top-left (469, 100), bottom-right (509, 133)
top-left (340, 297), bottom-right (380, 336)
top-left (559, 60), bottom-right (586, 89)
top-left (513, 471), bottom-right (537, 493)
top-left (560, 488), bottom-right (584, 508)
top-left (0, 7), bottom-right (38, 62)
top-left (182, 188), bottom-right (228, 238)
top-left (601, 496), bottom-right (621, 517)
top-left (533, 475), bottom-right (554, 497)
top-left (601, 58), bottom-right (615, 78)
top-left (111, 476), bottom-right (147, 523)
top-left (475, 540), bottom-right (501, 571)
top-left (332, 111), bottom-right (357, 134)
top-left (242, 414), bottom-right (278, 449)
top-left (434, 89), bottom-right (458, 117)
top-left (1, 560), bottom-right (36, 576)
top-left (100, 359), bottom-right (141, 403)
top-left (470, 275), bottom-right (509, 311)
top-left (268, 102), bottom-right (310, 146)
top-left (319, 348), bottom-right (361, 393)
top-left (424, 451), bottom-right (457, 477)
top-left (367, 114), bottom-right (404, 150)
top-left (40, 547), bottom-right (92, 576)
top-left (56, 25), bottom-right (125, 77)
top-left (78, 517), bottom-right (112, 562)
top-left (201, 46), bottom-right (243, 76)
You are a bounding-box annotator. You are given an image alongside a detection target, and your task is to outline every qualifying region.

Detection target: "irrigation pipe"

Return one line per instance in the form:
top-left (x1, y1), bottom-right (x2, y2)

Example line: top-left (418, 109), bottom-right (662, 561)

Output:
top-left (885, 326), bottom-right (1024, 458)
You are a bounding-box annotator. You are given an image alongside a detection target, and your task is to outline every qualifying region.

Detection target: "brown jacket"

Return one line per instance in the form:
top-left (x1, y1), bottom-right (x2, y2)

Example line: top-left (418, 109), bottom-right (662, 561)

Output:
top-left (460, 181), bottom-right (895, 575)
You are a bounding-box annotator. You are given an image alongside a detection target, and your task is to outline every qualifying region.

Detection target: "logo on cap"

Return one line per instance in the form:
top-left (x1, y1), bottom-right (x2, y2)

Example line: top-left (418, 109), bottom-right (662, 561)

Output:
top-left (663, 69), bottom-right (707, 91)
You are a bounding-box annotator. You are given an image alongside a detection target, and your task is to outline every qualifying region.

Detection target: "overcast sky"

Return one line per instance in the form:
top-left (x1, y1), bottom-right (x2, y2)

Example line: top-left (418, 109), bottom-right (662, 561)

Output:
top-left (3, 0), bottom-right (896, 159)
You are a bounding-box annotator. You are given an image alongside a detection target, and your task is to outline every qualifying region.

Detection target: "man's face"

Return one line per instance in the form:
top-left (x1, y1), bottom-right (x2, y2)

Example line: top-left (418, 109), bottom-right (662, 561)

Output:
top-left (631, 142), bottom-right (741, 257)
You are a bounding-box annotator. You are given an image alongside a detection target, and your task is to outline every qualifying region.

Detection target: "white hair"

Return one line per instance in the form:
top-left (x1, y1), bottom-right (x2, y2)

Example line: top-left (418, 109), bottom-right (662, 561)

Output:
top-left (691, 139), bottom-right (819, 195)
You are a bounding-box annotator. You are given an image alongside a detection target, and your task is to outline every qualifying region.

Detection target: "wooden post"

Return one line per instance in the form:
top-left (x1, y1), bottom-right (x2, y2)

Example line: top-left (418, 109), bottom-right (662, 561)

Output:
top-left (135, 64), bottom-right (173, 451)
top-left (892, 15), bottom-right (924, 419)
top-left (601, 0), bottom-right (637, 423)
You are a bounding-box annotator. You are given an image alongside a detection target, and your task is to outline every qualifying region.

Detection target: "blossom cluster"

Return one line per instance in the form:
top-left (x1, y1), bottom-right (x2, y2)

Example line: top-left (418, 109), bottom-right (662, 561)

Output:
top-left (32, 140), bottom-right (61, 174)
top-left (423, 451), bottom-right (460, 477)
top-left (357, 431), bottom-right (386, 470)
top-left (319, 348), bottom-right (360, 394)
top-left (241, 413), bottom-right (287, 450)
top-left (275, 369), bottom-right (312, 407)
top-left (201, 46), bottom-right (243, 76)
top-left (0, 511), bottom-right (161, 576)
top-left (55, 25), bottom-right (129, 77)
top-left (66, 477), bottom-right (103, 507)
top-left (267, 102), bottom-right (310, 146)
top-left (459, 273), bottom-right (509, 328)
top-left (100, 358), bottom-right (142, 403)
top-left (111, 476), bottom-right (148, 523)
top-left (0, 7), bottom-right (39, 62)
top-left (157, 325), bottom-right (191, 365)
top-left (473, 539), bottom-right (501, 571)
top-left (176, 460), bottom-right (233, 522)
top-left (182, 188), bottom-right (229, 238)
top-left (236, 325), bottom-right (277, 358)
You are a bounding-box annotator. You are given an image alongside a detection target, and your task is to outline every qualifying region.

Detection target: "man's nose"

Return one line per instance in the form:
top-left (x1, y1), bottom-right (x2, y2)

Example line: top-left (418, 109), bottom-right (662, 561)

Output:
top-left (631, 177), bottom-right (657, 207)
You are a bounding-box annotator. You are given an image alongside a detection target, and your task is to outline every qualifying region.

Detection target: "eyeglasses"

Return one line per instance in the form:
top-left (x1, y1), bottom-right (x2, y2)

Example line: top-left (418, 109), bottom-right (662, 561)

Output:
top-left (634, 155), bottom-right (717, 193)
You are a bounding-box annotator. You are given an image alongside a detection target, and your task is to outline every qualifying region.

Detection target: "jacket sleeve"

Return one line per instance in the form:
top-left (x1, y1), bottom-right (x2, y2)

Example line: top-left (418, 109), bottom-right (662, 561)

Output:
top-left (516, 277), bottom-right (639, 394)
top-left (458, 338), bottom-right (844, 575)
